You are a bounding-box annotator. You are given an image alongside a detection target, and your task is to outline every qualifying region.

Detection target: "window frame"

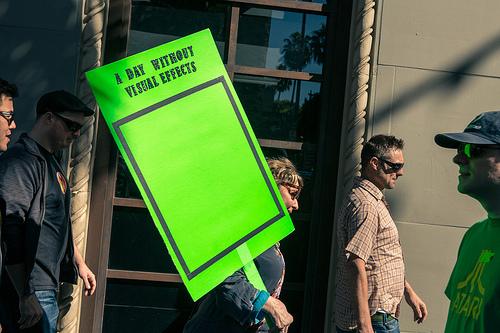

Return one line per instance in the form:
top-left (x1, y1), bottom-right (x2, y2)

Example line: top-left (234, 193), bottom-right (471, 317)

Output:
top-left (81, 0), bottom-right (351, 332)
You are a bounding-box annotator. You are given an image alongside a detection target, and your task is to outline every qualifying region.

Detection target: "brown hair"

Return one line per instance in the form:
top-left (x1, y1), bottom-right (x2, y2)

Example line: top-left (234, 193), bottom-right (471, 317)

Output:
top-left (267, 157), bottom-right (304, 188)
top-left (361, 134), bottom-right (405, 170)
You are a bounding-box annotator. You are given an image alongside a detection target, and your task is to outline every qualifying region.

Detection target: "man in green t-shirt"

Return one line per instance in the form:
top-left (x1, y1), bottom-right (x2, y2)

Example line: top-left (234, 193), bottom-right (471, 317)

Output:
top-left (435, 111), bottom-right (500, 333)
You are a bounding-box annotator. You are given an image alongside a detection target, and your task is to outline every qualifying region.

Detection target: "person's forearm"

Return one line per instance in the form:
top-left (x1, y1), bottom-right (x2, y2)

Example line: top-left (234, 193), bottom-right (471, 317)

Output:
top-left (404, 280), bottom-right (415, 297)
top-left (351, 259), bottom-right (372, 328)
top-left (403, 279), bottom-right (427, 323)
top-left (73, 240), bottom-right (85, 266)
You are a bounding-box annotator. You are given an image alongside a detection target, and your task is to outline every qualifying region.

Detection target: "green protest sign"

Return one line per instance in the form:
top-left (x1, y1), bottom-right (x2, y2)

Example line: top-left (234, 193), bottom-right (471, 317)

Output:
top-left (86, 29), bottom-right (294, 300)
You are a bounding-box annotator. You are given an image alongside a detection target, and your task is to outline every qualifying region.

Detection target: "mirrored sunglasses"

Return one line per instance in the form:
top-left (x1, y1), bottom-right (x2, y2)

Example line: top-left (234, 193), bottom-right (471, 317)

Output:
top-left (458, 143), bottom-right (500, 159)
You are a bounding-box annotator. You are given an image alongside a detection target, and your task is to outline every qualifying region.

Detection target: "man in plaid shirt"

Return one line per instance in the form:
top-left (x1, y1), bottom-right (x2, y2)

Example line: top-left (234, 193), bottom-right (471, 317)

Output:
top-left (335, 135), bottom-right (427, 333)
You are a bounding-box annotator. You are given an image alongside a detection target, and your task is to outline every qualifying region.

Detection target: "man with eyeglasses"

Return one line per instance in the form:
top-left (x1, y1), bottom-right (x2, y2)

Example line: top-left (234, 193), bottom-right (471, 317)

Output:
top-left (0, 90), bottom-right (96, 333)
top-left (0, 79), bottom-right (18, 152)
top-left (0, 78), bottom-right (19, 333)
top-left (335, 134), bottom-right (427, 333)
top-left (435, 111), bottom-right (500, 333)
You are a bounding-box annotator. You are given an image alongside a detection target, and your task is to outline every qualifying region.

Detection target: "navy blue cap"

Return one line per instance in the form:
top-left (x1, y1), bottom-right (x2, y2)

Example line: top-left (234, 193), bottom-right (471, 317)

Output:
top-left (434, 111), bottom-right (500, 148)
top-left (36, 90), bottom-right (94, 117)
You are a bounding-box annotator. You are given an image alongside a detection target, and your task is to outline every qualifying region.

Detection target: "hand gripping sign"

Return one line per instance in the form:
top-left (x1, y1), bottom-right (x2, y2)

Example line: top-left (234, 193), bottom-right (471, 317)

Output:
top-left (86, 29), bottom-right (294, 300)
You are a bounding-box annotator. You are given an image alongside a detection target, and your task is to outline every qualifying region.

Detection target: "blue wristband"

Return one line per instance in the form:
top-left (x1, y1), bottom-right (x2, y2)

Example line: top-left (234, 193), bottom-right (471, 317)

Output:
top-left (252, 290), bottom-right (270, 324)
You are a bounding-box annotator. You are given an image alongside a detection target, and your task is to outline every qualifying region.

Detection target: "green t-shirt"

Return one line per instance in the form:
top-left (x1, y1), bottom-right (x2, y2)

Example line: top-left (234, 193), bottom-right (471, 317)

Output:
top-left (445, 218), bottom-right (500, 333)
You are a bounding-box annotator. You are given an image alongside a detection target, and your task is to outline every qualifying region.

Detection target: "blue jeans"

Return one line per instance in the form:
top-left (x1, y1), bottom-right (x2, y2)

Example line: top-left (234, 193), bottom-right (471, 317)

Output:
top-left (371, 313), bottom-right (400, 333)
top-left (336, 313), bottom-right (400, 333)
top-left (34, 290), bottom-right (59, 333)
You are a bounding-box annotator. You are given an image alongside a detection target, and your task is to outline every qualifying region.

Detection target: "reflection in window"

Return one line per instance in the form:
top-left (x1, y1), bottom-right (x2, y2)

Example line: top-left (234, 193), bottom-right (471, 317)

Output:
top-left (128, 1), bottom-right (228, 58)
top-left (234, 74), bottom-right (321, 142)
top-left (237, 8), bottom-right (326, 73)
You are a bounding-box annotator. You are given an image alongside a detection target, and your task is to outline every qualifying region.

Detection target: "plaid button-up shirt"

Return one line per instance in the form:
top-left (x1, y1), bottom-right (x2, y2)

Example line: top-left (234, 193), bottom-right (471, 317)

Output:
top-left (334, 177), bottom-right (405, 330)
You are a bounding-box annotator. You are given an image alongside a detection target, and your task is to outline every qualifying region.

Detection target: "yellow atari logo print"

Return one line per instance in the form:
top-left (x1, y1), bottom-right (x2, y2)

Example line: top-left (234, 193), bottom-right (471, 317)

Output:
top-left (457, 249), bottom-right (494, 294)
top-left (451, 249), bottom-right (494, 320)
top-left (56, 172), bottom-right (67, 195)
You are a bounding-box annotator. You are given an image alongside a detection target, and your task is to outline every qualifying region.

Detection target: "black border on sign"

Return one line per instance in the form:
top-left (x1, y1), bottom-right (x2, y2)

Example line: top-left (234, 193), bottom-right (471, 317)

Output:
top-left (113, 76), bottom-right (285, 280)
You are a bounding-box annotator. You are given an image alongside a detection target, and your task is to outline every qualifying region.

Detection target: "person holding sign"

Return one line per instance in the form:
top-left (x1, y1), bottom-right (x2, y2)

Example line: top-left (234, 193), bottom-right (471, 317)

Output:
top-left (0, 91), bottom-right (96, 333)
top-left (183, 157), bottom-right (303, 333)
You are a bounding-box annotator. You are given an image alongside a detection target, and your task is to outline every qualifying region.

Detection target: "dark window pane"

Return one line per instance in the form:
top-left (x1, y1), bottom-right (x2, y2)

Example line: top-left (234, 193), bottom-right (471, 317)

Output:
top-left (234, 74), bottom-right (321, 142)
top-left (104, 279), bottom-right (193, 333)
top-left (104, 306), bottom-right (185, 333)
top-left (115, 154), bottom-right (142, 199)
top-left (109, 206), bottom-right (177, 273)
top-left (237, 8), bottom-right (326, 73)
top-left (278, 289), bottom-right (304, 333)
top-left (128, 1), bottom-right (228, 59)
top-left (280, 211), bottom-right (310, 284)
top-left (105, 279), bottom-right (192, 310)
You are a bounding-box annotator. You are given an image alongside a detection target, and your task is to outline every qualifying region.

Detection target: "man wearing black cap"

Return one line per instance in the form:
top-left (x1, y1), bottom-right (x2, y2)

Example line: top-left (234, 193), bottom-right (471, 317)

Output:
top-left (0, 90), bottom-right (96, 333)
top-left (435, 111), bottom-right (500, 333)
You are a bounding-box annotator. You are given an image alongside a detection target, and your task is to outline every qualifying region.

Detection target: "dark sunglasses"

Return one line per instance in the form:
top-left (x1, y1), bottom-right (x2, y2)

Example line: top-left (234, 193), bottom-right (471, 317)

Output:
top-left (458, 143), bottom-right (500, 159)
top-left (52, 112), bottom-right (83, 132)
top-left (377, 157), bottom-right (404, 172)
top-left (0, 111), bottom-right (14, 126)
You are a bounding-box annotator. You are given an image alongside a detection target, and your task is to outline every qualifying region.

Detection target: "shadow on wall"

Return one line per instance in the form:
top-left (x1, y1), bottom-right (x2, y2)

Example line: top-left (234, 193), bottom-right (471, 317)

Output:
top-left (373, 32), bottom-right (500, 125)
top-left (370, 32), bottom-right (500, 214)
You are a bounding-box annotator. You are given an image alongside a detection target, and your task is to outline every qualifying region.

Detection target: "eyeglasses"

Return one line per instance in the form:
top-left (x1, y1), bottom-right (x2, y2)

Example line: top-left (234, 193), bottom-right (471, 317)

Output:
top-left (52, 112), bottom-right (83, 132)
top-left (458, 143), bottom-right (500, 159)
top-left (377, 157), bottom-right (404, 172)
top-left (0, 111), bottom-right (14, 126)
top-left (282, 183), bottom-right (301, 200)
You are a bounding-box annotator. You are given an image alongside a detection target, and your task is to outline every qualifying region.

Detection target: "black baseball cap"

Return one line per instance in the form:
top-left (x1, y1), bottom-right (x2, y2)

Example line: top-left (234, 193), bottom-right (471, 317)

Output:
top-left (434, 111), bottom-right (500, 148)
top-left (37, 90), bottom-right (94, 117)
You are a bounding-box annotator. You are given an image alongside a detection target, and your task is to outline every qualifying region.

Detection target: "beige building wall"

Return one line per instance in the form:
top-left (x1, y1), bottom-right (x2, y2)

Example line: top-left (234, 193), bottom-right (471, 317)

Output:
top-left (327, 0), bottom-right (500, 332)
